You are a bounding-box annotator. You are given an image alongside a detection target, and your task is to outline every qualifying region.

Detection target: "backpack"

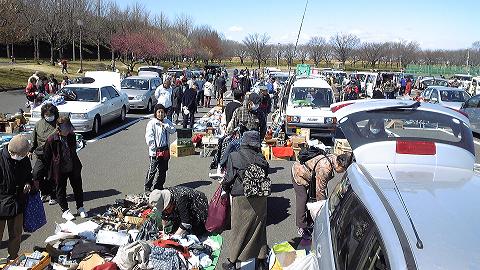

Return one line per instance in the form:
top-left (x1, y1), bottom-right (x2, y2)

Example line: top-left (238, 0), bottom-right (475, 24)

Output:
top-left (297, 146), bottom-right (327, 164)
top-left (242, 163), bottom-right (271, 197)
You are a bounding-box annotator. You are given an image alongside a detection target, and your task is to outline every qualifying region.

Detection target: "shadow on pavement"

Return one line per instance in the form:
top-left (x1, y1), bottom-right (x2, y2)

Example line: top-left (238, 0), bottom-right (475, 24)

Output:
top-left (73, 189), bottom-right (122, 202)
top-left (179, 180), bottom-right (211, 189)
top-left (87, 205), bottom-right (110, 216)
top-left (0, 234), bottom-right (30, 249)
top-left (271, 183), bottom-right (293, 193)
top-left (267, 196), bottom-right (290, 226)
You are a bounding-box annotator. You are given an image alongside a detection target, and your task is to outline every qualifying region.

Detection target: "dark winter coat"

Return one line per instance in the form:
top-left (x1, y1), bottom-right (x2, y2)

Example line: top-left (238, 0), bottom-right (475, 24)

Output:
top-left (182, 88), bottom-right (197, 114)
top-left (43, 133), bottom-right (82, 184)
top-left (171, 86), bottom-right (183, 109)
top-left (0, 147), bottom-right (32, 218)
top-left (222, 146), bottom-right (269, 197)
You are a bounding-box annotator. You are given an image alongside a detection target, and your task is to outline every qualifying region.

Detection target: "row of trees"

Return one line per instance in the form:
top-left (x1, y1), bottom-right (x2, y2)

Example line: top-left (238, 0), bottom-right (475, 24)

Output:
top-left (1, 0), bottom-right (479, 71)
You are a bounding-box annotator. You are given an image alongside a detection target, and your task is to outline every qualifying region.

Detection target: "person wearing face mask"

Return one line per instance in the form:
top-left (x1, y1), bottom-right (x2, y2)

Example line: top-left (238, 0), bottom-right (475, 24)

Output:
top-left (43, 117), bottom-right (86, 221)
top-left (0, 135), bottom-right (33, 260)
top-left (145, 104), bottom-right (176, 194)
top-left (30, 103), bottom-right (59, 205)
top-left (226, 93), bottom-right (267, 139)
top-left (362, 119), bottom-right (388, 139)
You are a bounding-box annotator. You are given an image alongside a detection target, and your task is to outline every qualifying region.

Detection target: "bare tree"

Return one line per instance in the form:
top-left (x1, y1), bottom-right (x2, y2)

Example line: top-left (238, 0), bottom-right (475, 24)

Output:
top-left (360, 42), bottom-right (387, 69)
top-left (322, 44), bottom-right (334, 66)
top-left (243, 33), bottom-right (270, 69)
top-left (232, 42), bottom-right (248, 65)
top-left (173, 14), bottom-right (194, 37)
top-left (283, 43), bottom-right (296, 67)
top-left (297, 44), bottom-right (309, 64)
top-left (330, 33), bottom-right (360, 67)
top-left (307, 36), bottom-right (326, 67)
top-left (0, 0), bottom-right (29, 59)
top-left (38, 0), bottom-right (70, 65)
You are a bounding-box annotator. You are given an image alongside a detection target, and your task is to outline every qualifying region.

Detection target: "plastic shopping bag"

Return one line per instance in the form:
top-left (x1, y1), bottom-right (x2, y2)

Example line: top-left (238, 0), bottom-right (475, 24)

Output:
top-left (205, 185), bottom-right (230, 232)
top-left (23, 192), bottom-right (47, 232)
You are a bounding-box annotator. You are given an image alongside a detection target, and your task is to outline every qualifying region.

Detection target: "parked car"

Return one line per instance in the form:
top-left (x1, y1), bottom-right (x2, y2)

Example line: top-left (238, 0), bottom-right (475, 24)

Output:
top-left (449, 74), bottom-right (472, 90)
top-left (30, 71), bottom-right (129, 135)
top-left (284, 76), bottom-right (336, 138)
top-left (418, 76), bottom-right (448, 90)
top-left (421, 86), bottom-right (470, 110)
top-left (138, 66), bottom-right (164, 77)
top-left (461, 94), bottom-right (480, 133)
top-left (314, 99), bottom-right (478, 269)
top-left (120, 75), bottom-right (162, 112)
top-left (167, 69), bottom-right (193, 79)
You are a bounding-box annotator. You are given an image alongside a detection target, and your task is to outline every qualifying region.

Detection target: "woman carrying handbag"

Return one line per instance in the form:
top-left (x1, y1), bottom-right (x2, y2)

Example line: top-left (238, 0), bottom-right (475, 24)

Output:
top-left (145, 104), bottom-right (176, 194)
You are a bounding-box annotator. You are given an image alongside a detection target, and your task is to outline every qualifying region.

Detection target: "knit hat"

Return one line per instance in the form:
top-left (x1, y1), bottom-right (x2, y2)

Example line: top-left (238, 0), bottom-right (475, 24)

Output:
top-left (248, 93), bottom-right (262, 104)
top-left (148, 189), bottom-right (172, 211)
top-left (8, 135), bottom-right (30, 155)
top-left (241, 130), bottom-right (261, 148)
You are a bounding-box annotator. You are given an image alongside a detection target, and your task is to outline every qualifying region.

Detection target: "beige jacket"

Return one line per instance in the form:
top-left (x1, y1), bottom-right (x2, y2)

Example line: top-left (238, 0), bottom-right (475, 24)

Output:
top-left (292, 154), bottom-right (337, 200)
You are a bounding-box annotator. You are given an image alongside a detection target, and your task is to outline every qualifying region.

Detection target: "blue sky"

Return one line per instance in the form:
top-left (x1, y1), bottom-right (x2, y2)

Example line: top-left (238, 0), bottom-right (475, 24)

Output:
top-left (116, 0), bottom-right (479, 50)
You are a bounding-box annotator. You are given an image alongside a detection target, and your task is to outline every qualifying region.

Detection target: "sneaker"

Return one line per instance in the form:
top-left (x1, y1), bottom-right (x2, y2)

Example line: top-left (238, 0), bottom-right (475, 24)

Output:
top-left (41, 195), bottom-right (49, 202)
top-left (77, 207), bottom-right (88, 218)
top-left (48, 199), bottom-right (57, 205)
top-left (297, 227), bottom-right (312, 240)
top-left (62, 210), bottom-right (75, 221)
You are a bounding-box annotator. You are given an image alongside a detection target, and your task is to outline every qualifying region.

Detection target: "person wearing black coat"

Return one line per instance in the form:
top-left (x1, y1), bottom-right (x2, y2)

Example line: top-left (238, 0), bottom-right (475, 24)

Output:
top-left (171, 79), bottom-right (183, 124)
top-left (182, 84), bottom-right (198, 129)
top-left (0, 135), bottom-right (33, 260)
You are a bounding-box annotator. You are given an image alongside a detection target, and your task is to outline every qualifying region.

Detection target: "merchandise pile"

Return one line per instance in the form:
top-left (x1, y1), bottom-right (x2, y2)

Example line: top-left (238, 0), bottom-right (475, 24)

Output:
top-left (193, 107), bottom-right (223, 135)
top-left (10, 194), bottom-right (223, 270)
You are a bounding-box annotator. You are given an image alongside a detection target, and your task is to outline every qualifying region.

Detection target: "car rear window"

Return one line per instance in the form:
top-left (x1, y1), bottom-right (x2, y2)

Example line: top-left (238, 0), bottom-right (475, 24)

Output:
top-left (338, 109), bottom-right (474, 155)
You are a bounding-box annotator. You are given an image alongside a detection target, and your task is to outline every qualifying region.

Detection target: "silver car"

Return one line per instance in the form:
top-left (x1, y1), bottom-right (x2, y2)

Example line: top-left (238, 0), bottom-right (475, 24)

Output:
top-left (461, 94), bottom-right (480, 133)
top-left (314, 99), bottom-right (479, 269)
top-left (121, 76), bottom-right (162, 112)
top-left (421, 86), bottom-right (470, 110)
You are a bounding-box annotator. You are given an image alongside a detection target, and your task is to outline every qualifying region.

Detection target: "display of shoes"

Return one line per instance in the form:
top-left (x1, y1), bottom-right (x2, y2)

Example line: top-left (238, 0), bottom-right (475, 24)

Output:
top-left (62, 210), bottom-right (75, 221)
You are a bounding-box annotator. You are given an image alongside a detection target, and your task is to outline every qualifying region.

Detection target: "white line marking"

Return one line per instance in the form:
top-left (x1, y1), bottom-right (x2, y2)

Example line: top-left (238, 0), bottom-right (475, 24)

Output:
top-left (87, 118), bottom-right (143, 143)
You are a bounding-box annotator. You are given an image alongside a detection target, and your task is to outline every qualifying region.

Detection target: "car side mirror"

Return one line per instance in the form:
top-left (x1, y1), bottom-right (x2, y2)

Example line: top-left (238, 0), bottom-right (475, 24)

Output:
top-left (431, 97), bottom-right (438, 103)
top-left (101, 97), bottom-right (108, 103)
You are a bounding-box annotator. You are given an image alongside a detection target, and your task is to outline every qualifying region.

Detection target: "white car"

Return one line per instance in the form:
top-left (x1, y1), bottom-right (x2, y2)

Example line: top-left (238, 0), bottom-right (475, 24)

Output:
top-left (284, 76), bottom-right (336, 138)
top-left (314, 99), bottom-right (478, 269)
top-left (450, 74), bottom-right (473, 90)
top-left (30, 71), bottom-right (129, 135)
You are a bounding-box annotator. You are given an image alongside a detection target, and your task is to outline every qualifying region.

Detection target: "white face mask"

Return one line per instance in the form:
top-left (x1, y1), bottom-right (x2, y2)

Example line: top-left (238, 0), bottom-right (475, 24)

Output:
top-left (9, 153), bottom-right (24, 161)
top-left (251, 104), bottom-right (259, 111)
top-left (45, 116), bottom-right (55, 122)
top-left (370, 127), bottom-right (381, 134)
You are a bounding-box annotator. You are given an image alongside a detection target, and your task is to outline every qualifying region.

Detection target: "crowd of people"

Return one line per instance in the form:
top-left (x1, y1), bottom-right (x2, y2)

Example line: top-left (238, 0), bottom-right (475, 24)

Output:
top-left (24, 72), bottom-right (71, 109)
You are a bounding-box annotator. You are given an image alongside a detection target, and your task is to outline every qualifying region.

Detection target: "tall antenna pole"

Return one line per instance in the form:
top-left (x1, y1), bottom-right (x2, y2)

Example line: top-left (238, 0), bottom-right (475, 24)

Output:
top-left (289, 0), bottom-right (309, 76)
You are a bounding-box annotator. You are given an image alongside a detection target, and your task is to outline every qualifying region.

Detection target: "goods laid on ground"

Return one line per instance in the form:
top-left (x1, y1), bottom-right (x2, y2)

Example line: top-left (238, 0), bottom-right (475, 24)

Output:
top-left (3, 194), bottom-right (224, 270)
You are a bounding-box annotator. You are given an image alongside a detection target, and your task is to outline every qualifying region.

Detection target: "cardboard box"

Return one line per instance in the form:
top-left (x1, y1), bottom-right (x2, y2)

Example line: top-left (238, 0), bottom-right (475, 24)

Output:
top-left (7, 252), bottom-right (51, 270)
top-left (261, 146), bottom-right (271, 160)
top-left (290, 135), bottom-right (306, 148)
top-left (293, 147), bottom-right (301, 161)
top-left (170, 141), bottom-right (195, 157)
top-left (334, 139), bottom-right (352, 155)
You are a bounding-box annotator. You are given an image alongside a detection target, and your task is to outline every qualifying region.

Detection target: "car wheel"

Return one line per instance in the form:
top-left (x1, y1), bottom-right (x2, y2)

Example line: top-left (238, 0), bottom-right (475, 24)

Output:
top-left (146, 100), bottom-right (153, 113)
top-left (119, 106), bottom-right (126, 122)
top-left (92, 116), bottom-right (101, 135)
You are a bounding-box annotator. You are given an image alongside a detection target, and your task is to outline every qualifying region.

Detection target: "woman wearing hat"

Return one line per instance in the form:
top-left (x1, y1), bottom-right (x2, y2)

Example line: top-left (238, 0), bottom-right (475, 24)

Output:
top-left (145, 104), bottom-right (176, 193)
top-left (0, 135), bottom-right (33, 260)
top-left (44, 116), bottom-right (86, 221)
top-left (149, 186), bottom-right (208, 237)
top-left (222, 131), bottom-right (270, 270)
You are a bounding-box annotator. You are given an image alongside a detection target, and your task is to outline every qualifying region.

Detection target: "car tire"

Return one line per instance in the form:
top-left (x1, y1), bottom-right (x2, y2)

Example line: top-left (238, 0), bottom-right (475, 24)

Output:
top-left (146, 100), bottom-right (153, 113)
top-left (92, 116), bottom-right (101, 136)
top-left (119, 106), bottom-right (126, 122)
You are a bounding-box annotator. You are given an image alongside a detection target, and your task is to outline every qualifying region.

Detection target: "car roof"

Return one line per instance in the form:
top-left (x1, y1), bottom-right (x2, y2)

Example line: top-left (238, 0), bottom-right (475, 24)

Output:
top-left (333, 99), bottom-right (469, 123)
top-left (292, 77), bottom-right (331, 88)
top-left (139, 66), bottom-right (164, 70)
top-left (123, 76), bottom-right (156, 80)
top-left (426, 86), bottom-right (466, 91)
top-left (351, 163), bottom-right (480, 269)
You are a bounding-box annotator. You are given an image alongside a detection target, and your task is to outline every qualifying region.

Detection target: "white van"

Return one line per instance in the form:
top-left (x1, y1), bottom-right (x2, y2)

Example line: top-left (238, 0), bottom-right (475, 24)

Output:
top-left (284, 77), bottom-right (336, 138)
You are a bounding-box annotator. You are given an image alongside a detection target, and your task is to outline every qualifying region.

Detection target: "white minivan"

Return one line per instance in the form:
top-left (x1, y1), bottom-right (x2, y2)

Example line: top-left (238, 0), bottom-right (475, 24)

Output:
top-left (284, 77), bottom-right (337, 138)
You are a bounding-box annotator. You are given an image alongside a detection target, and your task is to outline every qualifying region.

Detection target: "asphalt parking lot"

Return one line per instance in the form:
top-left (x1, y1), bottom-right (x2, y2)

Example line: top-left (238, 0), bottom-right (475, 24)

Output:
top-left (2, 89), bottom-right (480, 266)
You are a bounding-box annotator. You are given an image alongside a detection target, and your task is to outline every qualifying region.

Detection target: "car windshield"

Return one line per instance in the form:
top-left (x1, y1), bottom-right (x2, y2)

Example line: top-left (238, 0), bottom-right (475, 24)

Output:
top-left (439, 90), bottom-right (470, 102)
top-left (289, 87), bottom-right (333, 108)
top-left (59, 87), bottom-right (100, 102)
top-left (454, 76), bottom-right (472, 81)
top-left (338, 109), bottom-right (474, 155)
top-left (121, 79), bottom-right (149, 90)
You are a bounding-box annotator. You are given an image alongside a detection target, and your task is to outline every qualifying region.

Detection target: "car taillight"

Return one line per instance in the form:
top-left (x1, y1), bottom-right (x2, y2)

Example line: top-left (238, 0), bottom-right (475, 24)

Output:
top-left (396, 140), bottom-right (436, 155)
top-left (331, 102), bottom-right (353, 113)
